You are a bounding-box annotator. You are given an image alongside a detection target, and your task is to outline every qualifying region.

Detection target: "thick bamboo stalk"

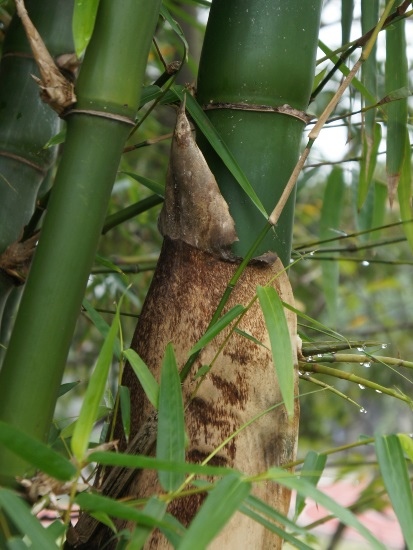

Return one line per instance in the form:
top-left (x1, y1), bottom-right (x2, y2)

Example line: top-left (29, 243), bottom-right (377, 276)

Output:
top-left (0, 0), bottom-right (74, 338)
top-left (0, 0), bottom-right (162, 483)
top-left (196, 0), bottom-right (323, 264)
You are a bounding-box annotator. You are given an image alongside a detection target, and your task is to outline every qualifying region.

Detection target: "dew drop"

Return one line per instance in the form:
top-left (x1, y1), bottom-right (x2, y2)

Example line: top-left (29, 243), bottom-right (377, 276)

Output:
top-left (359, 407), bottom-right (367, 414)
top-left (358, 384), bottom-right (365, 389)
top-left (362, 361), bottom-right (371, 368)
top-left (375, 389), bottom-right (382, 394)
top-left (309, 250), bottom-right (315, 256)
top-left (317, 353), bottom-right (323, 358)
top-left (381, 343), bottom-right (388, 349)
top-left (361, 260), bottom-right (370, 266)
top-left (307, 356), bottom-right (314, 362)
top-left (357, 345), bottom-right (365, 352)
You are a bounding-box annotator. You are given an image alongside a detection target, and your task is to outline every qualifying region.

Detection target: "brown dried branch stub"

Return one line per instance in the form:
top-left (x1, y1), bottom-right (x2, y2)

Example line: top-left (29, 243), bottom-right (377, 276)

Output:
top-left (0, 232), bottom-right (38, 285)
top-left (158, 100), bottom-right (238, 259)
top-left (15, 0), bottom-right (76, 115)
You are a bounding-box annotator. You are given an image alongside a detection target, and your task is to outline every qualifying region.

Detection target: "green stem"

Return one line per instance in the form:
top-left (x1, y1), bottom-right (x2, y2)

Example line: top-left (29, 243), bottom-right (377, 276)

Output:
top-left (0, 0), bottom-right (161, 483)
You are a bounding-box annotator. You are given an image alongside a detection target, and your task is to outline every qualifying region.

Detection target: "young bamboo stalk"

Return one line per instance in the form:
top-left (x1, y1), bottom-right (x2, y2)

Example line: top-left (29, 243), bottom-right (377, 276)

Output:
top-left (0, 0), bottom-right (162, 483)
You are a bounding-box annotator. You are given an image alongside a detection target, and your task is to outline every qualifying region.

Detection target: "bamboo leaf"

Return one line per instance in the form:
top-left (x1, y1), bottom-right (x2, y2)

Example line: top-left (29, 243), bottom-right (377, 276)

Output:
top-left (398, 433), bottom-right (413, 462)
top-left (294, 451), bottom-right (327, 520)
top-left (71, 296), bottom-right (124, 461)
top-left (376, 434), bottom-right (413, 549)
top-left (385, 19), bottom-right (408, 204)
top-left (240, 504), bottom-right (313, 550)
top-left (234, 328), bottom-right (268, 349)
top-left (320, 167), bottom-right (345, 324)
top-left (121, 171), bottom-right (165, 197)
top-left (243, 494), bottom-right (311, 538)
top-left (189, 304), bottom-right (245, 355)
top-left (43, 128), bottom-right (67, 149)
top-left (397, 132), bottom-right (413, 251)
top-left (157, 343), bottom-right (186, 491)
top-left (341, 0), bottom-right (354, 45)
top-left (160, 5), bottom-right (188, 62)
top-left (178, 474), bottom-right (251, 550)
top-left (256, 286), bottom-right (294, 418)
top-left (0, 421), bottom-right (76, 481)
top-left (123, 349), bottom-right (159, 410)
top-left (87, 450), bottom-right (234, 477)
top-left (173, 87), bottom-right (268, 218)
top-left (0, 488), bottom-right (59, 549)
top-left (267, 468), bottom-right (386, 549)
top-left (60, 406), bottom-right (110, 440)
top-left (94, 253), bottom-right (127, 282)
top-left (82, 298), bottom-right (121, 359)
top-left (58, 380), bottom-right (80, 398)
top-left (119, 385), bottom-right (131, 443)
top-left (359, 123), bottom-right (381, 210)
top-left (72, 0), bottom-right (101, 58)
top-left (128, 497), bottom-right (167, 549)
top-left (75, 492), bottom-right (180, 533)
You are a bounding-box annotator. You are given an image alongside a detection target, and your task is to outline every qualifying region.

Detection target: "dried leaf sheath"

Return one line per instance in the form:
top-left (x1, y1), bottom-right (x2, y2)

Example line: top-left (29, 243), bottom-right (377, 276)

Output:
top-left (158, 101), bottom-right (238, 259)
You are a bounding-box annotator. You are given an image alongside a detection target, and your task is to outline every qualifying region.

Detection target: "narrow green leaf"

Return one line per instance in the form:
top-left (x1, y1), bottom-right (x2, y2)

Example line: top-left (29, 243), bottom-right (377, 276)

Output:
top-left (123, 349), bottom-right (159, 410)
top-left (157, 344), bottom-right (186, 491)
top-left (243, 495), bottom-right (311, 538)
top-left (370, 181), bottom-right (387, 240)
top-left (72, 0), bottom-right (101, 57)
top-left (0, 489), bottom-right (58, 549)
top-left (320, 167), bottom-right (345, 324)
top-left (58, 380), bottom-right (80, 398)
top-left (359, 123), bottom-right (381, 210)
top-left (160, 5), bottom-right (188, 62)
top-left (398, 433), bottom-right (413, 462)
top-left (385, 20), bottom-right (408, 202)
top-left (173, 87), bottom-right (268, 218)
top-left (60, 406), bottom-right (110, 440)
top-left (256, 286), bottom-right (294, 418)
top-left (267, 468), bottom-right (386, 549)
top-left (312, 68), bottom-right (327, 92)
top-left (139, 85), bottom-right (163, 108)
top-left (6, 538), bottom-right (29, 550)
top-left (94, 254), bottom-right (127, 282)
top-left (0, 421), bottom-right (76, 481)
top-left (82, 298), bottom-right (121, 359)
top-left (341, 0), bottom-right (354, 46)
top-left (294, 451), bottom-right (327, 520)
top-left (121, 172), bottom-right (165, 197)
top-left (119, 385), bottom-right (131, 443)
top-left (178, 474), bottom-right (251, 550)
top-left (43, 128), bottom-right (67, 149)
top-left (397, 132), bottom-right (413, 252)
top-left (240, 504), bottom-right (313, 550)
top-left (189, 304), bottom-right (245, 355)
top-left (75, 493), bottom-right (180, 533)
top-left (376, 434), bottom-right (413, 549)
top-left (128, 498), bottom-right (167, 549)
top-left (71, 296), bottom-right (124, 461)
top-left (87, 450), bottom-right (234, 477)
top-left (89, 511), bottom-right (117, 534)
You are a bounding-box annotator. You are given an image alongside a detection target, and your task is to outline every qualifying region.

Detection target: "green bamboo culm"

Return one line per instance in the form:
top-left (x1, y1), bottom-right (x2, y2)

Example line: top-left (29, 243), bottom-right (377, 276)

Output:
top-left (0, 0), bottom-right (162, 483)
top-left (0, 0), bottom-right (74, 343)
top-left (196, 0), bottom-right (323, 265)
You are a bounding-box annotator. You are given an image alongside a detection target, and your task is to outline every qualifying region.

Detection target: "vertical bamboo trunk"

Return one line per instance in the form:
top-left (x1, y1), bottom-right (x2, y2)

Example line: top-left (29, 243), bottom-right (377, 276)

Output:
top-left (0, 0), bottom-right (161, 483)
top-left (0, 0), bottom-right (74, 349)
